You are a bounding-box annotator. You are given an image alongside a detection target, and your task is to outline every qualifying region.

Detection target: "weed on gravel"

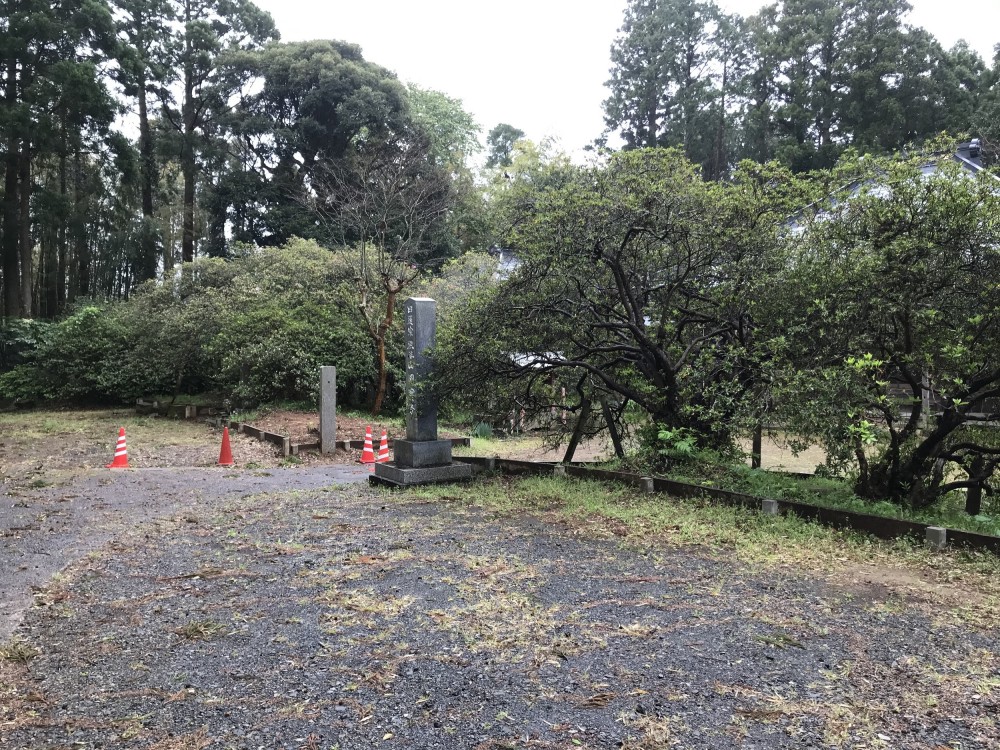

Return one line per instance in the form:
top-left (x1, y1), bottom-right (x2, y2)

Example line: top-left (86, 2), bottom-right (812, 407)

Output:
top-left (406, 475), bottom-right (1000, 624)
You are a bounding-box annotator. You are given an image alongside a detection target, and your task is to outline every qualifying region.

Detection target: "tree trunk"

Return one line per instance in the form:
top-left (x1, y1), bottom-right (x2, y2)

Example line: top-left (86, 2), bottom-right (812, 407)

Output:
top-left (371, 291), bottom-right (397, 416)
top-left (751, 423), bottom-right (763, 470)
top-left (563, 397), bottom-right (592, 464)
top-left (69, 149), bottom-right (85, 303)
top-left (2, 142), bottom-right (21, 318)
top-left (17, 149), bottom-right (31, 316)
top-left (965, 455), bottom-right (985, 516)
top-left (138, 73), bottom-right (158, 280)
top-left (181, 132), bottom-right (196, 264)
top-left (601, 399), bottom-right (625, 459)
top-left (372, 334), bottom-right (388, 416)
top-left (181, 8), bottom-right (197, 265)
top-left (859, 411), bottom-right (962, 509)
top-left (41, 218), bottom-right (58, 318)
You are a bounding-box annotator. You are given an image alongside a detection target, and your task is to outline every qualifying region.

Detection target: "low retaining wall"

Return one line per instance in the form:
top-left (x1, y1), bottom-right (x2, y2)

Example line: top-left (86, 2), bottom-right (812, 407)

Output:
top-left (453, 457), bottom-right (1000, 555)
top-left (136, 399), bottom-right (221, 419)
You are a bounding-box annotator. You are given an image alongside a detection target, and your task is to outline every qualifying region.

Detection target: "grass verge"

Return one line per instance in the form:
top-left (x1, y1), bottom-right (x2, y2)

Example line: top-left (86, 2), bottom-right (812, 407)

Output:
top-left (403, 475), bottom-right (1000, 624)
top-left (651, 459), bottom-right (1000, 537)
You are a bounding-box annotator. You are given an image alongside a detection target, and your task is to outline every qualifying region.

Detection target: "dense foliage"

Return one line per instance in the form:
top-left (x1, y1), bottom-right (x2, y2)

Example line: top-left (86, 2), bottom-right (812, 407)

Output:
top-left (767, 157), bottom-right (1000, 508)
top-left (437, 148), bottom-right (805, 455)
top-left (0, 0), bottom-right (485, 320)
top-left (438, 143), bottom-right (1000, 513)
top-left (0, 240), bottom-right (378, 407)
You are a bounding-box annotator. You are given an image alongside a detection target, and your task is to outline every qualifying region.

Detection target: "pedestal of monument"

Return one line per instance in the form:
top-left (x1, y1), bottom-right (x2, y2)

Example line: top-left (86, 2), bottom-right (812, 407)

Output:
top-left (372, 297), bottom-right (471, 488)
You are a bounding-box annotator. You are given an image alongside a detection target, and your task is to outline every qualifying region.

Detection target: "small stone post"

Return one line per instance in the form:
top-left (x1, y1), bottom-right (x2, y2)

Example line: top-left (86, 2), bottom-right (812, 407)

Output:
top-left (925, 526), bottom-right (947, 551)
top-left (320, 366), bottom-right (337, 454)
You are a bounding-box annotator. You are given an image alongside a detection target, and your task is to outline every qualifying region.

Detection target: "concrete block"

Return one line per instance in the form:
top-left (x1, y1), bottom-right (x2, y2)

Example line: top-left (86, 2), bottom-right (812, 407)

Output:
top-left (640, 477), bottom-right (655, 493)
top-left (371, 461), bottom-right (472, 488)
top-left (761, 498), bottom-right (779, 516)
top-left (553, 465), bottom-right (567, 477)
top-left (394, 439), bottom-right (453, 468)
top-left (926, 526), bottom-right (947, 551)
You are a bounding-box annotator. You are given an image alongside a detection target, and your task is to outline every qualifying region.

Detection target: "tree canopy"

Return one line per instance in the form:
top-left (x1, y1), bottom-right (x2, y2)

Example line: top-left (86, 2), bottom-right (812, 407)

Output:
top-left (604, 0), bottom-right (999, 174)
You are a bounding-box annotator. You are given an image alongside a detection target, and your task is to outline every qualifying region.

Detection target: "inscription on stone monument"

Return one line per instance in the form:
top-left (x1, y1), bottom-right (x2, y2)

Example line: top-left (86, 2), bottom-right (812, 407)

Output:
top-left (404, 297), bottom-right (437, 442)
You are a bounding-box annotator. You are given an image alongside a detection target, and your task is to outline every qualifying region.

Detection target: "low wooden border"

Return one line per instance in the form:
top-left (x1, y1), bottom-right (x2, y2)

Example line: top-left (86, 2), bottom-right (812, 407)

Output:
top-left (227, 421), bottom-right (471, 458)
top-left (136, 398), bottom-right (221, 419)
top-left (453, 457), bottom-right (1000, 555)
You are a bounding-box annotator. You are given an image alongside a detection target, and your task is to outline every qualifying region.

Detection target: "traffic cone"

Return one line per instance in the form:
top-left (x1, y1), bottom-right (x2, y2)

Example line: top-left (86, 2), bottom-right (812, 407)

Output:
top-left (377, 431), bottom-right (390, 463)
top-left (217, 426), bottom-right (235, 467)
top-left (359, 426), bottom-right (375, 464)
top-left (106, 427), bottom-right (129, 469)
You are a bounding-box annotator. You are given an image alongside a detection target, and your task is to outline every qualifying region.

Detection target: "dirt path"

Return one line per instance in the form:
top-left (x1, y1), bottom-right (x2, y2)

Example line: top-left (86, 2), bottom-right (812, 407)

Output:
top-left (0, 465), bottom-right (373, 640)
top-left (2, 472), bottom-right (997, 749)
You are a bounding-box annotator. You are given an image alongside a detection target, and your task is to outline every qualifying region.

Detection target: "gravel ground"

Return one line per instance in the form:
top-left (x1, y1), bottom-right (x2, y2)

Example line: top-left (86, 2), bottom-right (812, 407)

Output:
top-left (2, 469), bottom-right (997, 749)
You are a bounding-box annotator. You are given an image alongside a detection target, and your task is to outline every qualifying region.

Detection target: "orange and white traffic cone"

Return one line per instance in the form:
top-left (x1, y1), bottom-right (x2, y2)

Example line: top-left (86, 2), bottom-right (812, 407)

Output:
top-left (107, 427), bottom-right (129, 469)
top-left (359, 426), bottom-right (375, 464)
top-left (217, 426), bottom-right (235, 467)
top-left (377, 431), bottom-right (390, 463)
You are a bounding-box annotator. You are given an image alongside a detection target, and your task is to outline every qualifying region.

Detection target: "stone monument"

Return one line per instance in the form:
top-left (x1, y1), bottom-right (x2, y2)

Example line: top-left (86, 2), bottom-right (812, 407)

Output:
top-left (372, 297), bottom-right (472, 487)
top-left (319, 366), bottom-right (336, 454)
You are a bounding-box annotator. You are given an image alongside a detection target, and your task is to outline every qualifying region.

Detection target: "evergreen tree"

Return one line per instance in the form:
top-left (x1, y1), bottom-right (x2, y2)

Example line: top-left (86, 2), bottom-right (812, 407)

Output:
top-left (0, 0), bottom-right (115, 317)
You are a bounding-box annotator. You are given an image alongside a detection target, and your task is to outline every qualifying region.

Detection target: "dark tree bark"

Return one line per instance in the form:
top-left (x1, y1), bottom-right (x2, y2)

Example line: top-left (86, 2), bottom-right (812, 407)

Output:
top-left (563, 397), bottom-right (592, 464)
top-left (751, 422), bottom-right (763, 469)
top-left (2, 146), bottom-right (22, 318)
top-left (17, 149), bottom-right (31, 316)
top-left (138, 73), bottom-right (159, 279)
top-left (601, 399), bottom-right (626, 459)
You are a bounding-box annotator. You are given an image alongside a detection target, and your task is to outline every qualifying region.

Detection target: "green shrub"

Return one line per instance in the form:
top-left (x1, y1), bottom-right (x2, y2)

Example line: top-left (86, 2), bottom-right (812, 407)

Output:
top-left (0, 306), bottom-right (126, 404)
top-left (0, 239), bottom-right (412, 410)
top-left (471, 421), bottom-right (493, 439)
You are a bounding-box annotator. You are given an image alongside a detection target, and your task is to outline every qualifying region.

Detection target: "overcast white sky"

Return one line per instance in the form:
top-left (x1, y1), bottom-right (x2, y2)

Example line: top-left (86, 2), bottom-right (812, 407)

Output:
top-left (254, 0), bottom-right (999, 156)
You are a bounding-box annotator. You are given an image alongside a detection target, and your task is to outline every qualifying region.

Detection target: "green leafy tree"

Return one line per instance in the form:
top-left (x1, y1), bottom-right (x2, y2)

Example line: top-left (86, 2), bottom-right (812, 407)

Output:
top-left (110, 0), bottom-right (177, 280)
top-left (438, 149), bottom-right (799, 451)
top-left (311, 128), bottom-right (455, 416)
top-left (406, 84), bottom-right (486, 257)
top-left (604, 0), bottom-right (737, 176)
top-left (0, 0), bottom-right (115, 317)
top-left (768, 154), bottom-right (1000, 509)
top-left (161, 0), bottom-right (277, 263)
top-left (484, 123), bottom-right (525, 168)
top-left (219, 39), bottom-right (410, 248)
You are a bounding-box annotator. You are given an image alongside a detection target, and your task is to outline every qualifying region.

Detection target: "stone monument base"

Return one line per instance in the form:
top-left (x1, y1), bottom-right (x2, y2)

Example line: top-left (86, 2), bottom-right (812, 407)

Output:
top-left (370, 461), bottom-right (472, 488)
top-left (392, 439), bottom-right (455, 467)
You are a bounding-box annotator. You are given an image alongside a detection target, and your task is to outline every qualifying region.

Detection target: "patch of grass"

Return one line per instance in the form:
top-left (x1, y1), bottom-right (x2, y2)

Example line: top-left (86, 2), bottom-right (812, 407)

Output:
top-left (655, 458), bottom-right (1000, 537)
top-left (174, 620), bottom-right (226, 641)
top-left (405, 476), bottom-right (1000, 621)
top-left (146, 728), bottom-right (212, 750)
top-left (338, 409), bottom-right (406, 430)
top-left (619, 713), bottom-right (679, 749)
top-left (452, 435), bottom-right (546, 458)
top-left (0, 638), bottom-right (39, 665)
